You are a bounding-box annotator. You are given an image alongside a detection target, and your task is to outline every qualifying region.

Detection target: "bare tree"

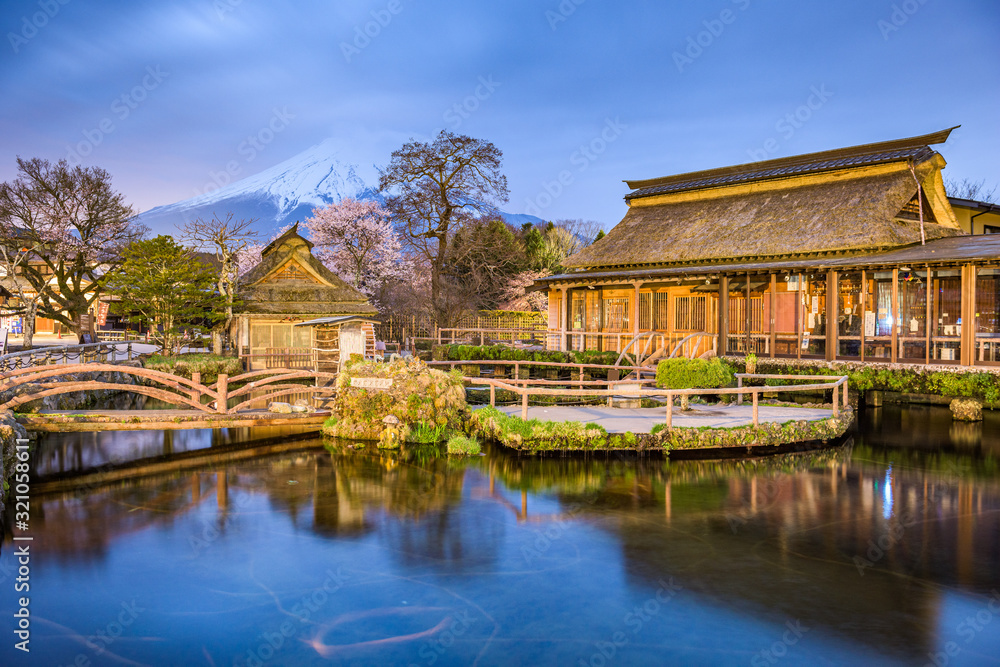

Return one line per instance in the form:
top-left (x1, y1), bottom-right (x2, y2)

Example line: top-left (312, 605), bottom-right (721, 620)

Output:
top-left (179, 213), bottom-right (258, 355)
top-left (945, 178), bottom-right (998, 204)
top-left (0, 158), bottom-right (144, 345)
top-left (379, 131), bottom-right (509, 327)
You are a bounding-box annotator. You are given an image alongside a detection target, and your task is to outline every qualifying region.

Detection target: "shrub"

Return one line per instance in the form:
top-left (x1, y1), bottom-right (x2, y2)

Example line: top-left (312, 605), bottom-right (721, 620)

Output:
top-left (656, 357), bottom-right (733, 389)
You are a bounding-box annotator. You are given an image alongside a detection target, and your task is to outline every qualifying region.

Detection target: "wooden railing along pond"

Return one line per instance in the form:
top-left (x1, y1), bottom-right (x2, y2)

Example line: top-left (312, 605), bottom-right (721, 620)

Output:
top-left (449, 362), bottom-right (849, 431)
top-left (0, 342), bottom-right (141, 372)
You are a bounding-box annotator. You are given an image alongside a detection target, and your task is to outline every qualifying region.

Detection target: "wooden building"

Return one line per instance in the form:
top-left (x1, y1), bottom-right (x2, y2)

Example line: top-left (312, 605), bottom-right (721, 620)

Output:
top-left (235, 224), bottom-right (378, 370)
top-left (539, 128), bottom-right (1000, 367)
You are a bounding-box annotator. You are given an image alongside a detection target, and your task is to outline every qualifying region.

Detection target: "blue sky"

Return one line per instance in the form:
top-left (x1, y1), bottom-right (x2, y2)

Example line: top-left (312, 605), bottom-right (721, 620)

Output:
top-left (1, 0), bottom-right (998, 228)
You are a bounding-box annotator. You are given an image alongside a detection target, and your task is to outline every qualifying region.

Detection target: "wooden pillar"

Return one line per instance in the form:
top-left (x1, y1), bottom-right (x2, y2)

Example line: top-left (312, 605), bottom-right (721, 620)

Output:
top-left (769, 273), bottom-right (777, 358)
top-left (718, 275), bottom-right (729, 356)
top-left (633, 282), bottom-right (642, 359)
top-left (925, 264), bottom-right (932, 365)
top-left (961, 263), bottom-right (977, 366)
top-left (745, 272), bottom-right (751, 354)
top-left (860, 270), bottom-right (867, 362)
top-left (561, 286), bottom-right (570, 352)
top-left (891, 268), bottom-right (899, 364)
top-left (826, 270), bottom-right (837, 361)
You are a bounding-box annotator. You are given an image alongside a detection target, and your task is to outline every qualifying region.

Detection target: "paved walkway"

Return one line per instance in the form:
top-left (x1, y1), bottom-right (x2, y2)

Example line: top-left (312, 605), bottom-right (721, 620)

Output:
top-left (492, 403), bottom-right (834, 433)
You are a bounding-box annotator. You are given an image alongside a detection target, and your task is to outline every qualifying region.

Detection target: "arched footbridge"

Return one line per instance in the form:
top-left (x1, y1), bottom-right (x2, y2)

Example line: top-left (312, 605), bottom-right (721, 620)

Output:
top-left (1, 364), bottom-right (339, 431)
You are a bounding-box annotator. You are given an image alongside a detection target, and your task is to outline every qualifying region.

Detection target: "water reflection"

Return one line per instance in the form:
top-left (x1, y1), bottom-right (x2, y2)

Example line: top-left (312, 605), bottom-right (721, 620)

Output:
top-left (1, 405), bottom-right (999, 665)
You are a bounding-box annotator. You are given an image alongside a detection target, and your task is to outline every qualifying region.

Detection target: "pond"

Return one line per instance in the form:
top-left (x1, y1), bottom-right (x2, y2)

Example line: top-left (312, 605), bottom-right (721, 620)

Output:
top-left (2, 404), bottom-right (999, 665)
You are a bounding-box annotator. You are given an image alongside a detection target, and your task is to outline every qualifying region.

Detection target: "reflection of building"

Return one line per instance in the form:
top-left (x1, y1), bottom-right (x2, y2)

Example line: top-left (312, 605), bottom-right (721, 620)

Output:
top-left (235, 224), bottom-right (377, 370)
top-left (540, 128), bottom-right (1000, 367)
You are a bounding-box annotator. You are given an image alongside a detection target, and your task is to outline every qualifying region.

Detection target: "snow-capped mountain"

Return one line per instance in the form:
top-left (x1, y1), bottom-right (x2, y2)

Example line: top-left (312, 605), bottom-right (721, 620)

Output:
top-left (137, 139), bottom-right (542, 238)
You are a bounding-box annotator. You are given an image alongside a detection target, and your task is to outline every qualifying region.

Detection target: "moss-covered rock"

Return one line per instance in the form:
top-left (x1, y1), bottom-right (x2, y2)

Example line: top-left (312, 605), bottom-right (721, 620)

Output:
top-left (323, 357), bottom-right (467, 442)
top-left (950, 398), bottom-right (982, 422)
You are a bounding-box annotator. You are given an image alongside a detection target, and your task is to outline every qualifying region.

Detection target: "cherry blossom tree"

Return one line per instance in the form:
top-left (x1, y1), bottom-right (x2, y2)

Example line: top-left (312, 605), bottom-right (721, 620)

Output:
top-left (497, 269), bottom-right (550, 312)
top-left (0, 158), bottom-right (145, 345)
top-left (303, 198), bottom-right (407, 303)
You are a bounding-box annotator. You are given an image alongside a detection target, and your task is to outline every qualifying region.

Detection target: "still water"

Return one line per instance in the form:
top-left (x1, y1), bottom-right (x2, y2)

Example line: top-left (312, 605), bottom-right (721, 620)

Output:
top-left (2, 405), bottom-right (1000, 666)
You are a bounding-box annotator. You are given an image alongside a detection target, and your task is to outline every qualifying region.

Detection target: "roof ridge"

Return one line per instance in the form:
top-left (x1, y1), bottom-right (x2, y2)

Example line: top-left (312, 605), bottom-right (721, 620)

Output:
top-left (624, 127), bottom-right (958, 200)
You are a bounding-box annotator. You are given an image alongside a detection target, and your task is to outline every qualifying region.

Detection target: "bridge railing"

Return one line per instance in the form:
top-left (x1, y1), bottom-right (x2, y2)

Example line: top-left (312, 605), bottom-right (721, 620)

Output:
top-left (0, 342), bottom-right (141, 372)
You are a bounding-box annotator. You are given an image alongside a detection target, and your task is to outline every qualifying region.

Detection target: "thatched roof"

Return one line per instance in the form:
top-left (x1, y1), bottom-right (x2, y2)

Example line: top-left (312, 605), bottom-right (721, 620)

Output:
top-left (566, 129), bottom-right (964, 270)
top-left (238, 224), bottom-right (376, 316)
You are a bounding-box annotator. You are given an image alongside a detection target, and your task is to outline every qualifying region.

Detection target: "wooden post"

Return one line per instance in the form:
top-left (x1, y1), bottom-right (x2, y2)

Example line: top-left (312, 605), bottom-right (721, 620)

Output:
top-left (961, 263), bottom-right (976, 366)
top-left (217, 373), bottom-right (228, 414)
top-left (191, 372), bottom-right (201, 404)
top-left (843, 380), bottom-right (849, 408)
top-left (769, 273), bottom-right (777, 358)
top-left (827, 270), bottom-right (837, 361)
top-left (718, 275), bottom-right (729, 356)
top-left (737, 376), bottom-right (743, 405)
top-left (752, 390), bottom-right (759, 426)
top-left (521, 390), bottom-right (528, 420)
top-left (832, 383), bottom-right (840, 417)
top-left (490, 383), bottom-right (495, 407)
top-left (666, 393), bottom-right (673, 431)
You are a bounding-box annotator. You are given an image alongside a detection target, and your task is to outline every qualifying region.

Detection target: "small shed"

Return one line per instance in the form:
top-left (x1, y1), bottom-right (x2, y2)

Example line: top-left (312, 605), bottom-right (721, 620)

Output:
top-left (294, 315), bottom-right (383, 372)
top-left (236, 224), bottom-right (378, 370)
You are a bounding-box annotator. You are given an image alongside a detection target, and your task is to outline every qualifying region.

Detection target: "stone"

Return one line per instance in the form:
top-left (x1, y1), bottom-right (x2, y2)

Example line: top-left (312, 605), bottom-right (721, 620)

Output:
top-left (268, 402), bottom-right (293, 414)
top-left (290, 404), bottom-right (310, 413)
top-left (950, 398), bottom-right (982, 422)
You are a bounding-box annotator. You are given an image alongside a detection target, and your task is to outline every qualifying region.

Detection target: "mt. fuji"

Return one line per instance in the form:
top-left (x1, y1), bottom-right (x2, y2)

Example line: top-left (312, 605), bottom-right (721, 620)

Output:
top-left (137, 139), bottom-right (543, 238)
top-left (137, 139), bottom-right (381, 238)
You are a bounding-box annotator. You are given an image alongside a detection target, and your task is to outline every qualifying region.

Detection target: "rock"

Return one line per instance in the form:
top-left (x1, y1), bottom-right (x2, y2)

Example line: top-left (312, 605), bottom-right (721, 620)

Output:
top-left (950, 398), bottom-right (982, 422)
top-left (268, 402), bottom-right (293, 414)
top-left (290, 404), bottom-right (310, 413)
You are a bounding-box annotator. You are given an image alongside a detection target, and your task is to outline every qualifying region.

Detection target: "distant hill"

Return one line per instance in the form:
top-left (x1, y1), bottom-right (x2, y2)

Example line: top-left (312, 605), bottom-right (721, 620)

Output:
top-left (137, 139), bottom-right (543, 238)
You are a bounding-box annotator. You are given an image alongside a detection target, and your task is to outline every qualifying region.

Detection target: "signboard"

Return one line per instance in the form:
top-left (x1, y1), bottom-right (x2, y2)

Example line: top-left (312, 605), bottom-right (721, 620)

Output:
top-left (97, 301), bottom-right (110, 326)
top-left (351, 377), bottom-right (393, 390)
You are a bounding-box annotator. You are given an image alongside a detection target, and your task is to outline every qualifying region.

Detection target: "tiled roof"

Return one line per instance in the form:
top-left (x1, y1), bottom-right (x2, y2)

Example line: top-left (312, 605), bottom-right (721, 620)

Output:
top-left (624, 127), bottom-right (957, 201)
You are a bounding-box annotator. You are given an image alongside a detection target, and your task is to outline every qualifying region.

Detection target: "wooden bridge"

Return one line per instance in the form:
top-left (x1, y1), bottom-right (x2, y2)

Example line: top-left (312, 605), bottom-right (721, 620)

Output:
top-left (1, 363), bottom-right (340, 430)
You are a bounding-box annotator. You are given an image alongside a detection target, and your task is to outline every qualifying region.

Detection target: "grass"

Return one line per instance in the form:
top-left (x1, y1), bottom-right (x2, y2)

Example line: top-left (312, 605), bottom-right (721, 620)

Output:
top-left (409, 421), bottom-right (449, 444)
top-left (144, 353), bottom-right (243, 382)
top-left (446, 434), bottom-right (481, 455)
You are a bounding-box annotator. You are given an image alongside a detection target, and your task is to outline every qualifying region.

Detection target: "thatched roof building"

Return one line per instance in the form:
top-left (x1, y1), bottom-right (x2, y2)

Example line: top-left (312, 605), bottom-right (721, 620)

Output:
top-left (235, 224), bottom-right (377, 370)
top-left (565, 128), bottom-right (961, 270)
top-left (538, 128), bottom-right (1000, 368)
